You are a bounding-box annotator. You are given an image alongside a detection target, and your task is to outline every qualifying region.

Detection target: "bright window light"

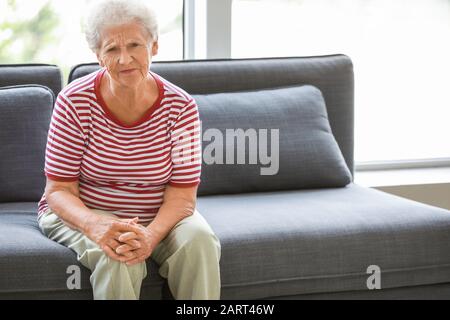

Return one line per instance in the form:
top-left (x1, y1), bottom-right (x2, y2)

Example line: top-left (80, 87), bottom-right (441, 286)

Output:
top-left (232, 0), bottom-right (450, 162)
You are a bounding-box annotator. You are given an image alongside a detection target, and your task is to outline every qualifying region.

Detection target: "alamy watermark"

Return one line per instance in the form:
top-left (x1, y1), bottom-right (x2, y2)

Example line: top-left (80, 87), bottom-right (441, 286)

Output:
top-left (366, 265), bottom-right (381, 290)
top-left (173, 121), bottom-right (280, 176)
top-left (66, 265), bottom-right (81, 290)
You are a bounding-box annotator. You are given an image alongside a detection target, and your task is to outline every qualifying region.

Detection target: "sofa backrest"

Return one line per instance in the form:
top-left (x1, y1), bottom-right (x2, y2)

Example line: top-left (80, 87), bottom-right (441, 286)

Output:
top-left (0, 64), bottom-right (63, 98)
top-left (70, 55), bottom-right (354, 194)
top-left (0, 85), bottom-right (54, 202)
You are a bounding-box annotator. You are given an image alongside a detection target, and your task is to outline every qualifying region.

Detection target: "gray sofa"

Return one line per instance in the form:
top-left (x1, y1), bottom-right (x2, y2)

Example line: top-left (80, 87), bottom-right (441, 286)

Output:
top-left (1, 55), bottom-right (450, 299)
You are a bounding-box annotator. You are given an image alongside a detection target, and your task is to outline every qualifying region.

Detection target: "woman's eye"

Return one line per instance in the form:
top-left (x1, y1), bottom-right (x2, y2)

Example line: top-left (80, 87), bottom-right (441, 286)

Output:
top-left (106, 47), bottom-right (116, 52)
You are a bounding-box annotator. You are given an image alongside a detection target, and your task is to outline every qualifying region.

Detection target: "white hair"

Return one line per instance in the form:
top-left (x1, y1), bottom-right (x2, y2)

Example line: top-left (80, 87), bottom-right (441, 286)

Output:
top-left (83, 0), bottom-right (159, 52)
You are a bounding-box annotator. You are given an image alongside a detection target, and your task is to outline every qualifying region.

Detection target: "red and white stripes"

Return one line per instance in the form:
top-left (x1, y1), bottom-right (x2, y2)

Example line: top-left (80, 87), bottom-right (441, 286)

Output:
top-left (38, 68), bottom-right (201, 224)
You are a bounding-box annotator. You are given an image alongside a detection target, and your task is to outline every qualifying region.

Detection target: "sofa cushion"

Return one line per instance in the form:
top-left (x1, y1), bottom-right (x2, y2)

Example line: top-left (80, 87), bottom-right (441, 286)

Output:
top-left (0, 64), bottom-right (63, 97)
top-left (0, 86), bottom-right (54, 202)
top-left (194, 85), bottom-right (352, 195)
top-left (197, 183), bottom-right (450, 299)
top-left (0, 206), bottom-right (164, 299)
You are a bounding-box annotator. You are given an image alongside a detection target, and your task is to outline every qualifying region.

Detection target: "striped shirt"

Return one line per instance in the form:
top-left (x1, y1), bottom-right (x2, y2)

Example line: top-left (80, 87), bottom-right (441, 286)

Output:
top-left (37, 68), bottom-right (202, 225)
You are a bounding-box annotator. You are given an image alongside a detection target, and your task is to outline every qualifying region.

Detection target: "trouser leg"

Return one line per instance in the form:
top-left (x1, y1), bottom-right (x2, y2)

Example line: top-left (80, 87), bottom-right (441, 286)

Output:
top-left (151, 209), bottom-right (222, 300)
top-left (38, 209), bottom-right (147, 300)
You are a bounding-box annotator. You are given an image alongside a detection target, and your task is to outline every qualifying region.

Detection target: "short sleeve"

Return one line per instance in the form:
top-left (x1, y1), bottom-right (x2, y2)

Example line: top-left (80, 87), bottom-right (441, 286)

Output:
top-left (169, 99), bottom-right (202, 188)
top-left (44, 93), bottom-right (85, 182)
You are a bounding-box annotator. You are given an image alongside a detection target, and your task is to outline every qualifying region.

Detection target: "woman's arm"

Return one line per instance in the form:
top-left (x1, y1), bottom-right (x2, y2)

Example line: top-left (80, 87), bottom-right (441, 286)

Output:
top-left (45, 178), bottom-right (96, 232)
top-left (148, 184), bottom-right (198, 243)
top-left (45, 178), bottom-right (143, 262)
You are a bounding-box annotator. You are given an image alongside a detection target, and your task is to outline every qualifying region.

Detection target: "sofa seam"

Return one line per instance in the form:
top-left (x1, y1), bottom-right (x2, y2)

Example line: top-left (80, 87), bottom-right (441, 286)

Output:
top-left (221, 263), bottom-right (450, 288)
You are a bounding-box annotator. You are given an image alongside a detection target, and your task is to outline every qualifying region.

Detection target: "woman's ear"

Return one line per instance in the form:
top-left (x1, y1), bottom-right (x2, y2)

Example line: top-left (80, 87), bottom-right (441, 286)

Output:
top-left (151, 41), bottom-right (159, 56)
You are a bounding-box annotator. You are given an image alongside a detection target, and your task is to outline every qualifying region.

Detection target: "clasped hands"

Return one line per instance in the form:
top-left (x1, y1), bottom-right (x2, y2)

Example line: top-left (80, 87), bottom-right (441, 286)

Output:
top-left (85, 214), bottom-right (159, 266)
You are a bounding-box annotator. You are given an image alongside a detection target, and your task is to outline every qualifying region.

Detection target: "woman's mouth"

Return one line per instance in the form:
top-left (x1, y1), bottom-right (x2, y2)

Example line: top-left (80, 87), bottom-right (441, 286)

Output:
top-left (120, 69), bottom-right (138, 74)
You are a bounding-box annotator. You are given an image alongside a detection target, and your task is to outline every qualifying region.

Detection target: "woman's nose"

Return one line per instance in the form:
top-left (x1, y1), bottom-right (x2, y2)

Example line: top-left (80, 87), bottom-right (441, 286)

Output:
top-left (118, 48), bottom-right (133, 65)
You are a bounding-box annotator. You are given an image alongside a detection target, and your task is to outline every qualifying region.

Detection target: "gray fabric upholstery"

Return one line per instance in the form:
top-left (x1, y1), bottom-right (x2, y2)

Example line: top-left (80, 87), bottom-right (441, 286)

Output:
top-left (4, 182), bottom-right (449, 299)
top-left (0, 202), bottom-right (38, 214)
top-left (68, 62), bottom-right (100, 83)
top-left (194, 85), bottom-right (352, 195)
top-left (264, 282), bottom-right (450, 300)
top-left (0, 86), bottom-right (53, 202)
top-left (68, 55), bottom-right (355, 180)
top-left (196, 183), bottom-right (450, 299)
top-left (0, 64), bottom-right (63, 97)
top-left (0, 210), bottom-right (165, 298)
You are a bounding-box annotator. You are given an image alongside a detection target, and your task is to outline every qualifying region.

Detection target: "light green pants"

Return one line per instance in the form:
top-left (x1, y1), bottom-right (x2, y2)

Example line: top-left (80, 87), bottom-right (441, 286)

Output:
top-left (38, 207), bottom-right (221, 300)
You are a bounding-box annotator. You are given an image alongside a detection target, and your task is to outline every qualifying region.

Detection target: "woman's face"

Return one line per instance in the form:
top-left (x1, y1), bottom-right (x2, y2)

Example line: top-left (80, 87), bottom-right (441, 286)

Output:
top-left (96, 21), bottom-right (158, 88)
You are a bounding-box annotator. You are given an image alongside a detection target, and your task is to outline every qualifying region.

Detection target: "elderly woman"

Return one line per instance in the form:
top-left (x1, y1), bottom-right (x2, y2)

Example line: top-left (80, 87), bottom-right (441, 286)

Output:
top-left (37, 0), bottom-right (221, 300)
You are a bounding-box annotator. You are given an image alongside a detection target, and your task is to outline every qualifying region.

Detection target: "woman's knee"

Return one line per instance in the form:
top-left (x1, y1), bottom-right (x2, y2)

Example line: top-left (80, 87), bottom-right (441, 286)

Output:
top-left (82, 246), bottom-right (147, 278)
top-left (184, 225), bottom-right (222, 260)
top-left (38, 209), bottom-right (63, 237)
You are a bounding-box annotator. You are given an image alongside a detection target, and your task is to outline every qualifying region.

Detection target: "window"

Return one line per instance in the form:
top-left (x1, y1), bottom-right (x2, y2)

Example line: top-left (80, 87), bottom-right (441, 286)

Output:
top-left (232, 0), bottom-right (450, 163)
top-left (0, 0), bottom-right (184, 83)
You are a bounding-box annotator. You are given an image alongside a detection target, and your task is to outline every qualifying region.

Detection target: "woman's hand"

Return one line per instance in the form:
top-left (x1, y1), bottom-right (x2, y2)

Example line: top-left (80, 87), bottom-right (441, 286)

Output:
top-left (84, 214), bottom-right (144, 263)
top-left (116, 225), bottom-right (160, 266)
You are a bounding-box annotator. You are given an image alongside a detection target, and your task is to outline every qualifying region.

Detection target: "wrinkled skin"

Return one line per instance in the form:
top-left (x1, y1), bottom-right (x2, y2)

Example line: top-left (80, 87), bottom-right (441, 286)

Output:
top-left (85, 214), bottom-right (159, 266)
top-left (96, 21), bottom-right (159, 111)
